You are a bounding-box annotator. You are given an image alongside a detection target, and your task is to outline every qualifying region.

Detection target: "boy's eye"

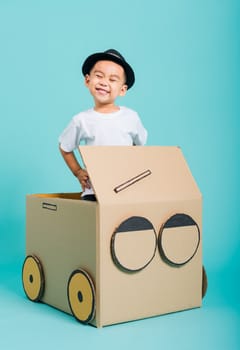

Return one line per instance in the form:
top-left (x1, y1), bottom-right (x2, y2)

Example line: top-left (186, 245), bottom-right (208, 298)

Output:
top-left (110, 77), bottom-right (120, 82)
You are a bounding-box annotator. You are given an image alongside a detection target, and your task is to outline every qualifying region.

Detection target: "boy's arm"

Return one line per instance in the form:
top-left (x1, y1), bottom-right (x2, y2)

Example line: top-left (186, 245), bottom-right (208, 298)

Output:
top-left (59, 145), bottom-right (90, 190)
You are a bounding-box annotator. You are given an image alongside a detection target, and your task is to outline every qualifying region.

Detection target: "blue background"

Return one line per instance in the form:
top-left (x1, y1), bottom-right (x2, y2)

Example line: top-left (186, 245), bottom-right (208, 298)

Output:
top-left (0, 0), bottom-right (239, 349)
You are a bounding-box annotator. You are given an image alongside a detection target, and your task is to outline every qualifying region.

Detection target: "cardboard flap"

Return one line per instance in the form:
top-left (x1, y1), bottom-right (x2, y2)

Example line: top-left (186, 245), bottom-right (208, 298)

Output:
top-left (79, 146), bottom-right (201, 204)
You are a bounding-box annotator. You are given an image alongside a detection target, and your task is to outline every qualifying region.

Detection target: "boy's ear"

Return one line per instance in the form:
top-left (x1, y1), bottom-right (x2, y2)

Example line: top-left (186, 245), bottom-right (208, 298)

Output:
top-left (119, 84), bottom-right (128, 96)
top-left (84, 74), bottom-right (90, 86)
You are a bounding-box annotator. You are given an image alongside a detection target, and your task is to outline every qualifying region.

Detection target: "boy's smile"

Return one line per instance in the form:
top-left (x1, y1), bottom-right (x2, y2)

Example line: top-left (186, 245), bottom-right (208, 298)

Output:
top-left (95, 85), bottom-right (110, 95)
top-left (85, 60), bottom-right (128, 112)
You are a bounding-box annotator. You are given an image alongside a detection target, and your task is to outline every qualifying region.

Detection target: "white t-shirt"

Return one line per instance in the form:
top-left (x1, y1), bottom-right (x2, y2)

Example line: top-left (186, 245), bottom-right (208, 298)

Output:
top-left (59, 106), bottom-right (147, 196)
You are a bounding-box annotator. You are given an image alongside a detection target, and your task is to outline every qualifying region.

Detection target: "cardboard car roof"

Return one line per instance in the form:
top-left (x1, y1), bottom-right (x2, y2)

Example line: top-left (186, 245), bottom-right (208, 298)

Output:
top-left (79, 146), bottom-right (201, 205)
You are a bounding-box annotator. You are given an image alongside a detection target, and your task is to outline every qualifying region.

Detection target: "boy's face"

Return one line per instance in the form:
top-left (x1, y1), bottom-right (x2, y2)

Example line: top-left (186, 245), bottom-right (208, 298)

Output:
top-left (85, 60), bottom-right (128, 109)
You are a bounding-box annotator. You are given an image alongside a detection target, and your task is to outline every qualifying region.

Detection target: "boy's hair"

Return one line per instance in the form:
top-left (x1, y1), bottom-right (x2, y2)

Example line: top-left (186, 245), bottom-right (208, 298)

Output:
top-left (82, 49), bottom-right (135, 89)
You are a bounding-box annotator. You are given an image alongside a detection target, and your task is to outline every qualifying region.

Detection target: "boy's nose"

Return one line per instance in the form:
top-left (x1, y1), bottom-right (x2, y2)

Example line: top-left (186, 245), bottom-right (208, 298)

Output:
top-left (99, 79), bottom-right (107, 86)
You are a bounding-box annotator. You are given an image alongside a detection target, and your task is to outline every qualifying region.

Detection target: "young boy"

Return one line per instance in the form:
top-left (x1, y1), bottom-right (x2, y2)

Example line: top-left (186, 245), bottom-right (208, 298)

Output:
top-left (59, 49), bottom-right (147, 201)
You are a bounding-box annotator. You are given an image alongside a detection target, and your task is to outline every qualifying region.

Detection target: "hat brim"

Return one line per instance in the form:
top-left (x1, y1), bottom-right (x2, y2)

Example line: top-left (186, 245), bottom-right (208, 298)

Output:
top-left (82, 52), bottom-right (135, 89)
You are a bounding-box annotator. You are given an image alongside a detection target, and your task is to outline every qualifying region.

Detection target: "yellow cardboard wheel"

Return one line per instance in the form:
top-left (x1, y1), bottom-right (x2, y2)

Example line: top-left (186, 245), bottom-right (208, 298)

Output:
top-left (202, 265), bottom-right (208, 298)
top-left (67, 269), bottom-right (95, 324)
top-left (22, 255), bottom-right (44, 301)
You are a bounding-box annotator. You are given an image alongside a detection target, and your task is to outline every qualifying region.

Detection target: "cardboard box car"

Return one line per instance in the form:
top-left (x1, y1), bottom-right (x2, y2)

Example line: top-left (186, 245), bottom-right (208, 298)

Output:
top-left (22, 146), bottom-right (206, 328)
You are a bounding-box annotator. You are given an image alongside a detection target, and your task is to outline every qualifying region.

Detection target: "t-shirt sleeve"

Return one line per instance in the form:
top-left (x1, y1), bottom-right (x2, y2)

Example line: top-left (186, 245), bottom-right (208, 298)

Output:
top-left (58, 117), bottom-right (82, 152)
top-left (132, 113), bottom-right (148, 145)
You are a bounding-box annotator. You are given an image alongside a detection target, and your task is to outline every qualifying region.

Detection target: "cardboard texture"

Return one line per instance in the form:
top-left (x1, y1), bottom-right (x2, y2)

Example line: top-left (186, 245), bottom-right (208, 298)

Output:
top-left (23, 146), bottom-right (203, 327)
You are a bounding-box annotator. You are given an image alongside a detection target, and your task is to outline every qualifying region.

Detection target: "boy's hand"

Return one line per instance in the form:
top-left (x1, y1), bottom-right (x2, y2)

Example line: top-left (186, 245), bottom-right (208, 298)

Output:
top-left (58, 147), bottom-right (91, 191)
top-left (75, 168), bottom-right (91, 190)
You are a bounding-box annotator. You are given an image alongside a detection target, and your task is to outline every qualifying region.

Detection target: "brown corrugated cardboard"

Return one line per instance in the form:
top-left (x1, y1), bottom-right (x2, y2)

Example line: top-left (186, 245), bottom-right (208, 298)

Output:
top-left (23, 146), bottom-right (204, 328)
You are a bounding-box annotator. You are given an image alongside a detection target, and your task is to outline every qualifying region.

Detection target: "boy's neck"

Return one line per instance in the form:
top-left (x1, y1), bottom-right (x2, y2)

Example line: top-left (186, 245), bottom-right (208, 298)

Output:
top-left (94, 104), bottom-right (120, 114)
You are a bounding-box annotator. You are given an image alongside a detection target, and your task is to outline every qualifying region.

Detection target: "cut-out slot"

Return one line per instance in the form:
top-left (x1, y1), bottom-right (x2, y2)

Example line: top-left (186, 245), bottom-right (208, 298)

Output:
top-left (114, 169), bottom-right (151, 193)
top-left (42, 203), bottom-right (57, 211)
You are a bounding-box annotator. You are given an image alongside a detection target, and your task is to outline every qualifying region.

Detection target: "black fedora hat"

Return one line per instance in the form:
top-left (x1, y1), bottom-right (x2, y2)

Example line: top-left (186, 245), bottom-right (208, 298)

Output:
top-left (82, 49), bottom-right (135, 89)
